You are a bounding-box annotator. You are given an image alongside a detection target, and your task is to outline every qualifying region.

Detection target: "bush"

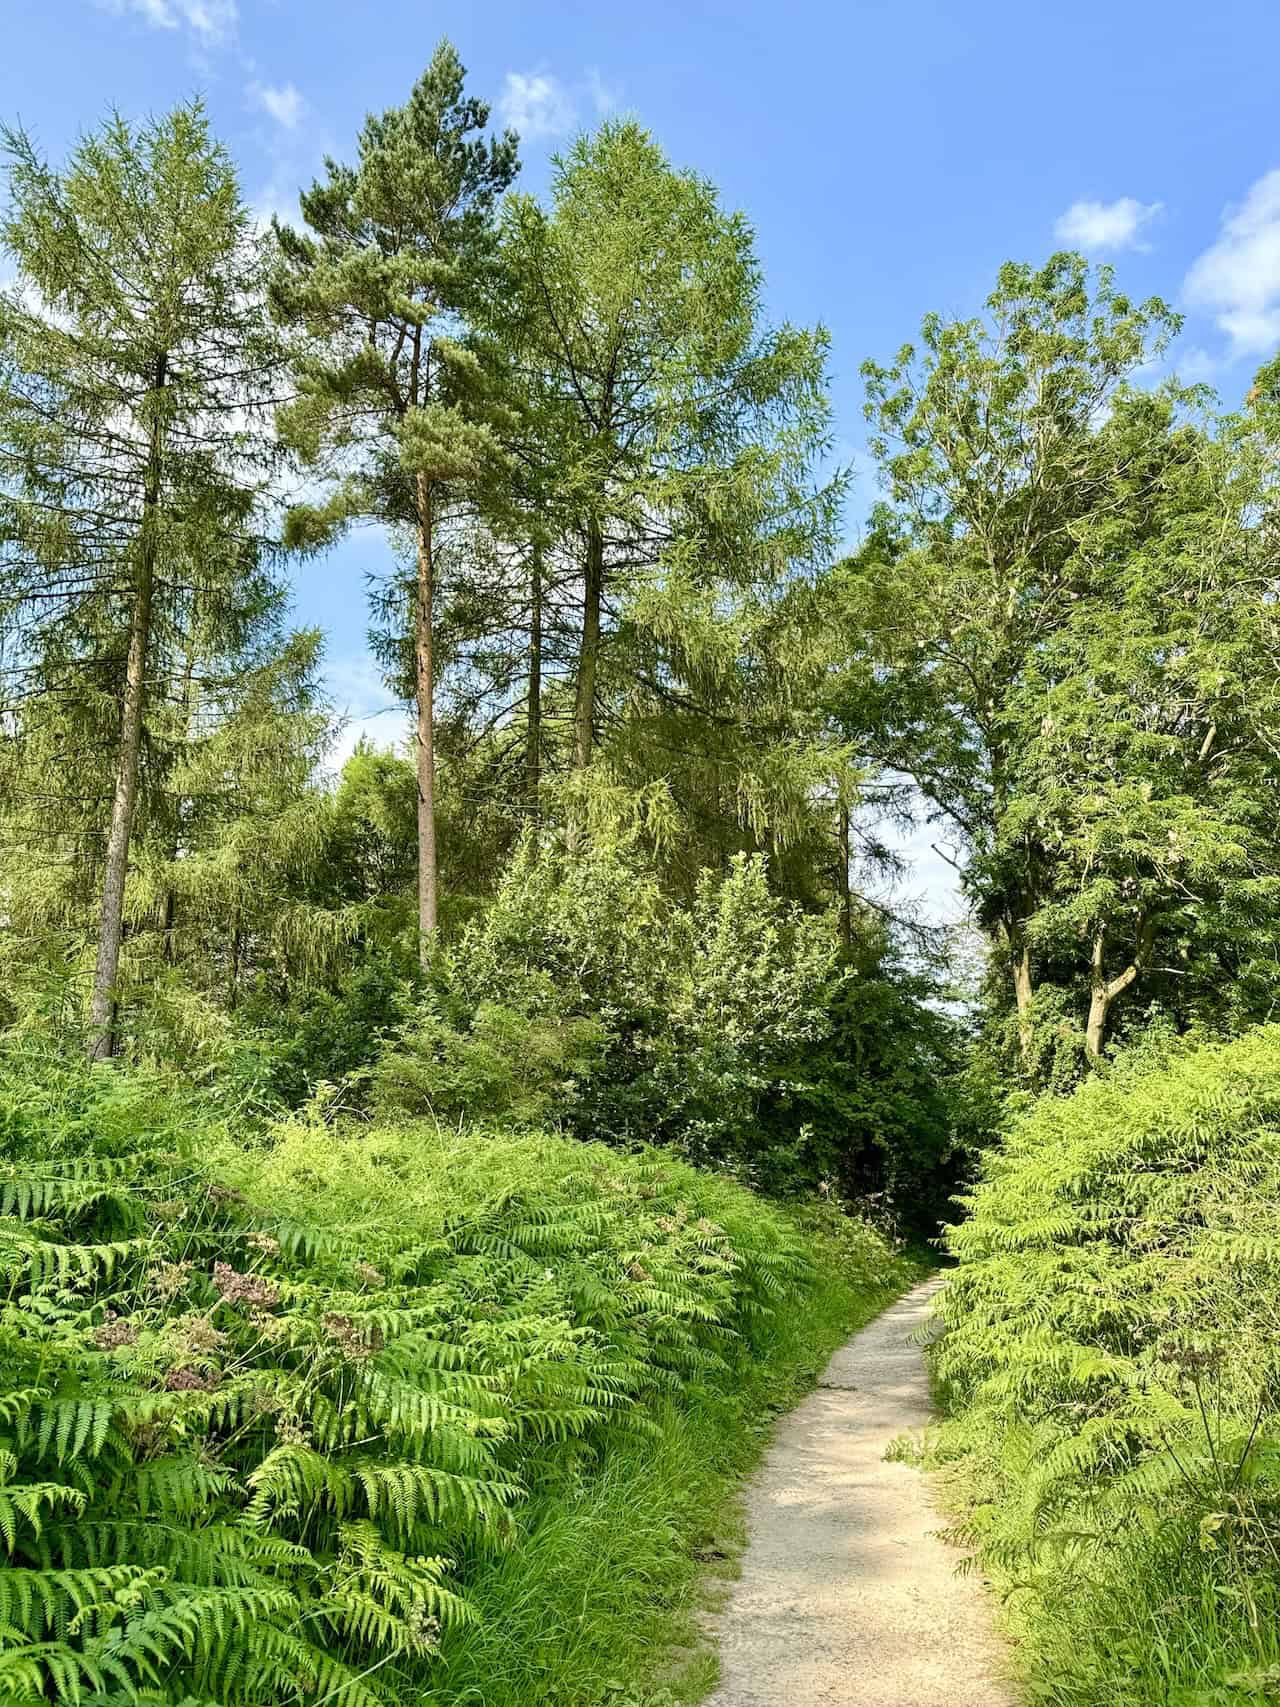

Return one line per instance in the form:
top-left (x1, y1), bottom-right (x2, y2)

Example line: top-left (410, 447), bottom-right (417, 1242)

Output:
top-left (403, 841), bottom-right (975, 1217)
top-left (370, 1002), bottom-right (605, 1127)
top-left (240, 956), bottom-right (414, 1106)
top-left (753, 963), bottom-right (980, 1220)
top-left (931, 1025), bottom-right (1280, 1707)
top-left (0, 1057), bottom-right (914, 1705)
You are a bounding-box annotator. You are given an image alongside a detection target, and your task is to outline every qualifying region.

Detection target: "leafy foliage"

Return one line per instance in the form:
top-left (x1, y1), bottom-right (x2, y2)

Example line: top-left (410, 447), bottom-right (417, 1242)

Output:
top-left (931, 1026), bottom-right (1280, 1705)
top-left (837, 255), bottom-right (1280, 1078)
top-left (0, 1051), bottom-right (911, 1704)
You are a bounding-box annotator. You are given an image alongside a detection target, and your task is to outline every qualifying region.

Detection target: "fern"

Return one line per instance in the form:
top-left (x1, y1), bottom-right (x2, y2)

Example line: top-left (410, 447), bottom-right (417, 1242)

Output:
top-left (0, 1101), bottom-right (847, 1703)
top-left (931, 1025), bottom-right (1280, 1705)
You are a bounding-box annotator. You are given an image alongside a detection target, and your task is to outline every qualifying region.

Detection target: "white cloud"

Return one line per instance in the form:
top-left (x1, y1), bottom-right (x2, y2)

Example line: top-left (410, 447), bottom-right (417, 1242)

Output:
top-left (250, 81), bottom-right (305, 131)
top-left (95, 0), bottom-right (237, 44)
top-left (326, 709), bottom-right (410, 776)
top-left (1054, 196), bottom-right (1162, 252)
top-left (249, 184), bottom-right (297, 235)
top-left (498, 71), bottom-right (577, 141)
top-left (1172, 346), bottom-right (1225, 386)
top-left (585, 67), bottom-right (621, 116)
top-left (322, 655), bottom-right (409, 776)
top-left (1184, 169), bottom-right (1280, 354)
top-left (495, 67), bottom-right (625, 144)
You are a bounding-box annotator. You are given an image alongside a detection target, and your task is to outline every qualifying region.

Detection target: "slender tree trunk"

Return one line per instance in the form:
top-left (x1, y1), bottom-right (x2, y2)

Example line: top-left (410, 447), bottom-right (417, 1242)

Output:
top-left (837, 803), bottom-right (852, 951)
top-left (525, 542), bottom-right (543, 816)
top-left (1010, 929), bottom-right (1035, 1072)
top-left (162, 889), bottom-right (177, 966)
top-left (1084, 930), bottom-right (1110, 1064)
top-left (1084, 920), bottom-right (1151, 1064)
top-left (228, 910), bottom-right (242, 1013)
top-left (161, 642), bottom-right (196, 969)
top-left (414, 472), bottom-right (439, 965)
top-left (88, 352), bottom-right (166, 1060)
top-left (573, 517), bottom-right (603, 772)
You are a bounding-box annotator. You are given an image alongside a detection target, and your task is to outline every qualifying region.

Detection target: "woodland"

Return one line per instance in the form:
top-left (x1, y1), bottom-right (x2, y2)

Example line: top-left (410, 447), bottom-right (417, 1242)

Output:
top-left (2, 39), bottom-right (1280, 1707)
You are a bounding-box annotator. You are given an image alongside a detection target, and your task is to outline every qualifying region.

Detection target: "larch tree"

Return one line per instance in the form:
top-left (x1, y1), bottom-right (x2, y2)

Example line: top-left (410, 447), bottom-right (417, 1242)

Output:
top-left (0, 104), bottom-right (283, 1057)
top-left (270, 39), bottom-right (518, 964)
top-left (495, 120), bottom-right (845, 853)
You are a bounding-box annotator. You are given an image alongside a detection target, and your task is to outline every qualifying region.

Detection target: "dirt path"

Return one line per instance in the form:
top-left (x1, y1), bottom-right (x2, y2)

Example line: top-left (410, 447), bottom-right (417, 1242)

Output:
top-left (705, 1276), bottom-right (1014, 1706)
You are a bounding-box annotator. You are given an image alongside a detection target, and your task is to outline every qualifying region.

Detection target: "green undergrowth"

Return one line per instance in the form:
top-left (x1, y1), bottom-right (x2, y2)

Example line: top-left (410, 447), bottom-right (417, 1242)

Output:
top-left (0, 1050), bottom-right (919, 1706)
top-left (413, 1199), bottom-right (925, 1707)
top-left (929, 1026), bottom-right (1280, 1707)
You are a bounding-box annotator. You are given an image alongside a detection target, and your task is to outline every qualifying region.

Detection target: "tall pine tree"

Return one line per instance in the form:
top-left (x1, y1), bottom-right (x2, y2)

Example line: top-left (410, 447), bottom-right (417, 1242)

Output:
top-left (271, 40), bottom-right (518, 963)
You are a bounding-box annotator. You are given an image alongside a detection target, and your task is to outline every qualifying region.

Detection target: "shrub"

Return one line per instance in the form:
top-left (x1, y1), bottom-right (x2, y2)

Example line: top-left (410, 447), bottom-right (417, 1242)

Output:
top-left (932, 1025), bottom-right (1280, 1706)
top-left (370, 1002), bottom-right (606, 1126)
top-left (240, 956), bottom-right (414, 1107)
top-left (753, 964), bottom-right (980, 1218)
top-left (0, 1061), bottom-right (910, 1705)
top-left (383, 842), bottom-right (845, 1163)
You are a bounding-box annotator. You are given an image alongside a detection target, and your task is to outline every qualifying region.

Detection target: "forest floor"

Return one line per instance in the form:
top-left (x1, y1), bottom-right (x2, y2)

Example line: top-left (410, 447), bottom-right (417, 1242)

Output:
top-left (703, 1276), bottom-right (1014, 1706)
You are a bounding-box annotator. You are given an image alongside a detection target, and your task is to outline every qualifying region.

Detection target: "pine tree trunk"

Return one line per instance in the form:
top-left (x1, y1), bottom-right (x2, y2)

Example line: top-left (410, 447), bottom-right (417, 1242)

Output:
top-left (573, 517), bottom-right (603, 772)
top-left (228, 911), bottom-right (242, 1012)
top-left (162, 641), bottom-right (196, 969)
top-left (88, 352), bottom-right (166, 1060)
top-left (415, 473), bottom-right (439, 965)
top-left (162, 888), bottom-right (177, 966)
top-left (525, 543), bottom-right (543, 815)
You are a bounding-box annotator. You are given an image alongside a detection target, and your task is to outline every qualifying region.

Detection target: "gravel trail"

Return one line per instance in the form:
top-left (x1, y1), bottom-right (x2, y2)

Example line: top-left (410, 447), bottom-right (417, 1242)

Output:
top-left (705, 1276), bottom-right (1014, 1706)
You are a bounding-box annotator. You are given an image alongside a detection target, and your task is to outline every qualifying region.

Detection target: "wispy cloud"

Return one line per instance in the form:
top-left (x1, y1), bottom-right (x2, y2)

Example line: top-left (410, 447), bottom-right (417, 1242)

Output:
top-left (497, 71), bottom-right (577, 142)
top-left (1054, 196), bottom-right (1162, 252)
top-left (322, 655), bottom-right (408, 775)
top-left (584, 67), bottom-right (621, 116)
top-left (95, 0), bottom-right (237, 46)
top-left (496, 67), bottom-right (624, 144)
top-left (249, 81), bottom-right (306, 131)
top-left (248, 171), bottom-right (300, 235)
top-left (1184, 168), bottom-right (1280, 355)
top-left (1170, 346), bottom-right (1225, 387)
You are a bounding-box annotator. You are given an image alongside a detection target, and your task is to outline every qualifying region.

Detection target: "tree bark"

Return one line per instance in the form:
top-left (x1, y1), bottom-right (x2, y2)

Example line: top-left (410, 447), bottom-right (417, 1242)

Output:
top-left (573, 517), bottom-right (603, 772)
top-left (228, 911), bottom-right (242, 1013)
top-left (162, 888), bottom-right (177, 966)
top-left (525, 542), bottom-right (543, 816)
top-left (837, 803), bottom-right (852, 951)
top-left (162, 642), bottom-right (197, 969)
top-left (1084, 920), bottom-right (1151, 1063)
top-left (1010, 931), bottom-right (1035, 1072)
top-left (414, 472), bottom-right (439, 964)
top-left (88, 352), bottom-right (166, 1060)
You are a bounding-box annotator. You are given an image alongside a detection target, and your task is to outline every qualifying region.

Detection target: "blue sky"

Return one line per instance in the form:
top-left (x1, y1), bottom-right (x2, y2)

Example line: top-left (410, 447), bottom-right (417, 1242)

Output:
top-left (6, 0), bottom-right (1280, 912)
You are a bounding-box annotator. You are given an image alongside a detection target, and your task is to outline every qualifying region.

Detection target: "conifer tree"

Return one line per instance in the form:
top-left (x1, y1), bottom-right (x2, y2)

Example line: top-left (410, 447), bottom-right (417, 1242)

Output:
top-left (496, 120), bottom-right (844, 846)
top-left (0, 105), bottom-right (284, 1056)
top-left (271, 40), bottom-right (518, 963)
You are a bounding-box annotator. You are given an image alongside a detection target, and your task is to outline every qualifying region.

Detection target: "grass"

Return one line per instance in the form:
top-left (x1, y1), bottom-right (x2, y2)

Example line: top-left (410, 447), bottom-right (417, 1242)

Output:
top-left (417, 1204), bottom-right (929, 1707)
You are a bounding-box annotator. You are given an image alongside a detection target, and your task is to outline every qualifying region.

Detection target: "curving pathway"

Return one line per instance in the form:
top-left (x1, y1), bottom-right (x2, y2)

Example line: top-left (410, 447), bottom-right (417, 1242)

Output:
top-left (705, 1276), bottom-right (1014, 1707)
